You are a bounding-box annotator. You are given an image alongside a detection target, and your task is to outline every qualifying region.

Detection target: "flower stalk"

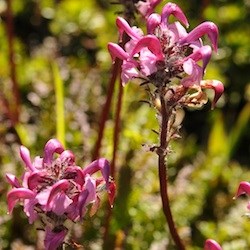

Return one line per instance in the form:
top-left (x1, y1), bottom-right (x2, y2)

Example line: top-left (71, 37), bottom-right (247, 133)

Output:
top-left (158, 92), bottom-right (185, 250)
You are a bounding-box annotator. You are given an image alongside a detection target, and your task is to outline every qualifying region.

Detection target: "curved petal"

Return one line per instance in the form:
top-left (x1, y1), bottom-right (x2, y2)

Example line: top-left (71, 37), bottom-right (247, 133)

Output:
top-left (185, 45), bottom-right (212, 72)
top-left (234, 181), bottom-right (250, 198)
top-left (43, 139), bottom-right (64, 166)
top-left (116, 17), bottom-right (141, 41)
top-left (136, 0), bottom-right (162, 18)
top-left (44, 226), bottom-right (68, 250)
top-left (50, 192), bottom-right (73, 215)
top-left (146, 13), bottom-right (161, 34)
top-left (46, 180), bottom-right (70, 211)
top-left (27, 171), bottom-right (46, 190)
top-left (7, 188), bottom-right (35, 213)
top-left (179, 21), bottom-right (219, 52)
top-left (200, 80), bottom-right (224, 109)
top-left (161, 3), bottom-right (189, 27)
top-left (131, 35), bottom-right (164, 61)
top-left (108, 181), bottom-right (116, 208)
top-left (78, 175), bottom-right (96, 218)
top-left (6, 173), bottom-right (21, 188)
top-left (108, 43), bottom-right (129, 62)
top-left (82, 158), bottom-right (110, 187)
top-left (204, 239), bottom-right (222, 250)
top-left (24, 198), bottom-right (38, 223)
top-left (20, 146), bottom-right (36, 171)
top-left (59, 150), bottom-right (75, 166)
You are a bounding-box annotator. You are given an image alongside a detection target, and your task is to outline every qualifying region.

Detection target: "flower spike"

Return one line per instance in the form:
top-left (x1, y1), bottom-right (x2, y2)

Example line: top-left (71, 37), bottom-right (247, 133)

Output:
top-left (6, 139), bottom-right (115, 249)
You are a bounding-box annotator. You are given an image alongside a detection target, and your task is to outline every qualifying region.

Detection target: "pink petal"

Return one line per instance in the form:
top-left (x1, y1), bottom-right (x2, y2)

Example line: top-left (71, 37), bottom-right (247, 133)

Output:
top-left (200, 80), bottom-right (224, 109)
top-left (234, 181), bottom-right (250, 198)
top-left (20, 145), bottom-right (36, 171)
top-left (49, 192), bottom-right (73, 215)
top-left (6, 173), bottom-right (21, 188)
top-left (82, 158), bottom-right (110, 187)
top-left (44, 226), bottom-right (68, 250)
top-left (204, 239), bottom-right (222, 250)
top-left (43, 139), bottom-right (64, 165)
top-left (46, 180), bottom-right (70, 211)
top-left (136, 0), bottom-right (162, 18)
top-left (179, 21), bottom-right (219, 52)
top-left (108, 43), bottom-right (129, 62)
top-left (116, 17), bottom-right (141, 41)
top-left (108, 181), bottom-right (116, 208)
top-left (59, 150), bottom-right (75, 166)
top-left (23, 198), bottom-right (38, 223)
top-left (27, 171), bottom-right (46, 190)
top-left (78, 175), bottom-right (96, 218)
top-left (146, 13), bottom-right (161, 34)
top-left (64, 166), bottom-right (85, 186)
top-left (185, 45), bottom-right (212, 72)
top-left (121, 61), bottom-right (140, 85)
top-left (7, 188), bottom-right (35, 213)
top-left (161, 3), bottom-right (189, 28)
top-left (131, 35), bottom-right (164, 61)
top-left (36, 187), bottom-right (51, 206)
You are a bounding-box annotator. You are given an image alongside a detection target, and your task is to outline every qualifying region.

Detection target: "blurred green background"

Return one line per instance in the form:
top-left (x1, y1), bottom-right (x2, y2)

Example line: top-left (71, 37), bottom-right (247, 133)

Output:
top-left (0, 0), bottom-right (250, 249)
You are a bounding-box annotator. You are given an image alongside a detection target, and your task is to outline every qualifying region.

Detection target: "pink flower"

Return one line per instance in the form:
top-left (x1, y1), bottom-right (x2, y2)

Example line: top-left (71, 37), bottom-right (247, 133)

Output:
top-left (204, 239), bottom-right (222, 250)
top-left (6, 139), bottom-right (116, 249)
top-left (108, 2), bottom-right (223, 105)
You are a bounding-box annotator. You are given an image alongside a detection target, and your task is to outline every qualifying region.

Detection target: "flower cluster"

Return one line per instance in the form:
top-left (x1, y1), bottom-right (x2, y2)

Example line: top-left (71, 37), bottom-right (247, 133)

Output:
top-left (108, 2), bottom-right (224, 108)
top-left (6, 139), bottom-right (115, 250)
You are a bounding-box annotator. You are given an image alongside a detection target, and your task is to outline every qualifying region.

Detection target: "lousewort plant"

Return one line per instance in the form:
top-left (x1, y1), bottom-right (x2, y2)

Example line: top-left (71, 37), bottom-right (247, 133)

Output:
top-left (108, 1), bottom-right (224, 249)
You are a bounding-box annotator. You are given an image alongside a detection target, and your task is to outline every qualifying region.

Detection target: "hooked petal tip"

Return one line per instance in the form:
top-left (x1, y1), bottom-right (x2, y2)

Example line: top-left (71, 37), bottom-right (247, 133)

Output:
top-left (161, 2), bottom-right (189, 28)
top-left (201, 80), bottom-right (224, 109)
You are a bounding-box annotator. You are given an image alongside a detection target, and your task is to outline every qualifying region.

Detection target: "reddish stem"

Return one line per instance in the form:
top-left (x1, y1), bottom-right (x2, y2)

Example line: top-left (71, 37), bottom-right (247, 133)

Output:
top-left (158, 94), bottom-right (185, 250)
top-left (5, 0), bottom-right (20, 125)
top-left (92, 58), bottom-right (122, 161)
top-left (110, 77), bottom-right (123, 177)
top-left (102, 76), bottom-right (123, 247)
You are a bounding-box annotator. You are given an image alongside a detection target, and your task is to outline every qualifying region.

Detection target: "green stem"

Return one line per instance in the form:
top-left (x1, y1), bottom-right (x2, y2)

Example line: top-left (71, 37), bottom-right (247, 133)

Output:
top-left (52, 61), bottom-right (65, 147)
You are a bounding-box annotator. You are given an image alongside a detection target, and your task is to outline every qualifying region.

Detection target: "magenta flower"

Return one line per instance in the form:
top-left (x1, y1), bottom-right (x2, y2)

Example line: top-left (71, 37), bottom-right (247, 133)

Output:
top-left (6, 139), bottom-right (116, 249)
top-left (108, 2), bottom-right (224, 107)
top-left (204, 239), bottom-right (222, 250)
top-left (235, 181), bottom-right (250, 198)
top-left (234, 181), bottom-right (250, 210)
top-left (135, 0), bottom-right (162, 18)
